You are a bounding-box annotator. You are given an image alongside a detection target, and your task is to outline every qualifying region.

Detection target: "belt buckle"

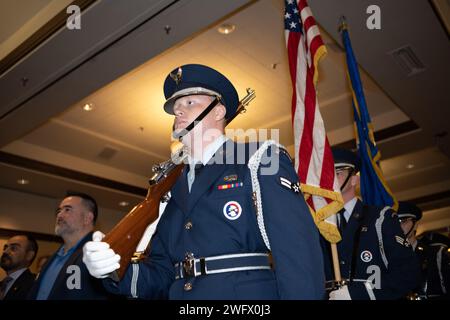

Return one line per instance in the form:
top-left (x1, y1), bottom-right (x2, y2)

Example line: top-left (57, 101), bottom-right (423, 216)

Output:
top-left (182, 253), bottom-right (195, 278)
top-left (325, 279), bottom-right (348, 291)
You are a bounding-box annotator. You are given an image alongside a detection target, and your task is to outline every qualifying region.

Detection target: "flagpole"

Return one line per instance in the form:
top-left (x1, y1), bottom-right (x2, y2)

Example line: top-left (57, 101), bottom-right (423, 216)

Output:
top-left (284, 0), bottom-right (346, 291)
top-left (328, 15), bottom-right (348, 287)
top-left (331, 243), bottom-right (342, 283)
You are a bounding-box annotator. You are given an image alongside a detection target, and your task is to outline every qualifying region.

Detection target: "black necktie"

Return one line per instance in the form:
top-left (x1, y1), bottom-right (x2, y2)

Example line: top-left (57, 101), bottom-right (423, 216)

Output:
top-left (338, 209), bottom-right (347, 234)
top-left (187, 162), bottom-right (204, 192)
top-left (194, 162), bottom-right (204, 172)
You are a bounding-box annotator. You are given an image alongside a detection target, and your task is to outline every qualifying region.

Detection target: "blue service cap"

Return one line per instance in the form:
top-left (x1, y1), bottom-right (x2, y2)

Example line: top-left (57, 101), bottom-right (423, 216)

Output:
top-left (397, 201), bottom-right (422, 221)
top-left (163, 64), bottom-right (239, 120)
top-left (331, 147), bottom-right (361, 172)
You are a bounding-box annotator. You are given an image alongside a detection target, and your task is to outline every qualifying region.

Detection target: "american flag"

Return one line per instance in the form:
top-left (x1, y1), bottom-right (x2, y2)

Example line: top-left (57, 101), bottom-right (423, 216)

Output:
top-left (284, 0), bottom-right (343, 243)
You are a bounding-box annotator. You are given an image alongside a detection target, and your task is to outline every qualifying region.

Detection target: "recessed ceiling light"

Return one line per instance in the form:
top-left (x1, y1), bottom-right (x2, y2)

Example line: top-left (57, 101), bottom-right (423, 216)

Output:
top-left (119, 201), bottom-right (129, 207)
top-left (406, 164), bottom-right (415, 169)
top-left (82, 103), bottom-right (94, 111)
top-left (17, 179), bottom-right (29, 185)
top-left (217, 23), bottom-right (236, 35)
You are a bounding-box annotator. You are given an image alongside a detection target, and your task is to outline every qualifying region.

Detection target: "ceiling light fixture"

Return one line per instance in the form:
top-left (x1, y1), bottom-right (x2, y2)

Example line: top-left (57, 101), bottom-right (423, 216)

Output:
top-left (17, 179), bottom-right (29, 185)
top-left (82, 103), bottom-right (94, 111)
top-left (217, 23), bottom-right (236, 35)
top-left (119, 201), bottom-right (129, 207)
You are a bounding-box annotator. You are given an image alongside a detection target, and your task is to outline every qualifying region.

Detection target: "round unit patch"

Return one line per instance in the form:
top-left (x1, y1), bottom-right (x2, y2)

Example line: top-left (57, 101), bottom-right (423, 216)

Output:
top-left (223, 201), bottom-right (242, 220)
top-left (360, 250), bottom-right (373, 263)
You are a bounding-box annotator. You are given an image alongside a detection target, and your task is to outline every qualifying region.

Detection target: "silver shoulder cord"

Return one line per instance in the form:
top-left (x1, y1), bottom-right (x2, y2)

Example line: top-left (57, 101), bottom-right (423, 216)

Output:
top-left (247, 140), bottom-right (284, 251)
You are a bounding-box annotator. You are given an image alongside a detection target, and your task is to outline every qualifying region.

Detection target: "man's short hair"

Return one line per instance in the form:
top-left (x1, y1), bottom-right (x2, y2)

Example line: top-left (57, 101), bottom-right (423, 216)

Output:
top-left (66, 191), bottom-right (98, 224)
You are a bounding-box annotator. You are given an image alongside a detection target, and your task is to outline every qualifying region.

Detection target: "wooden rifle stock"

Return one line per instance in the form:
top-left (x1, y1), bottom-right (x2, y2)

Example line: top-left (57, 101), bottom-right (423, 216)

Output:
top-left (103, 88), bottom-right (255, 280)
top-left (103, 163), bottom-right (183, 279)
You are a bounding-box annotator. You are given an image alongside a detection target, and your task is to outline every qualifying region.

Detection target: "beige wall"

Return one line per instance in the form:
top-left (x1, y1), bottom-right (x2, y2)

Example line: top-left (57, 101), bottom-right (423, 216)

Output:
top-left (0, 187), bottom-right (125, 279)
top-left (417, 206), bottom-right (450, 236)
top-left (0, 187), bottom-right (125, 233)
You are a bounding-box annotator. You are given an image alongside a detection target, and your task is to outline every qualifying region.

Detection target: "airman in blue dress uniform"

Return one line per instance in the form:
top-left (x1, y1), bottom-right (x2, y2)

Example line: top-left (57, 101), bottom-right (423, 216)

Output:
top-left (324, 148), bottom-right (420, 300)
top-left (397, 201), bottom-right (425, 299)
top-left (414, 231), bottom-right (450, 299)
top-left (397, 201), bottom-right (422, 249)
top-left (83, 64), bottom-right (325, 299)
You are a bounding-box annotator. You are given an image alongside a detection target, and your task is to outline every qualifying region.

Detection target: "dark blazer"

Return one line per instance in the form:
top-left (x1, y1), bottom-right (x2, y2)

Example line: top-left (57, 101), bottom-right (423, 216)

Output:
top-left (321, 199), bottom-right (420, 299)
top-left (3, 269), bottom-right (36, 300)
top-left (28, 232), bottom-right (113, 300)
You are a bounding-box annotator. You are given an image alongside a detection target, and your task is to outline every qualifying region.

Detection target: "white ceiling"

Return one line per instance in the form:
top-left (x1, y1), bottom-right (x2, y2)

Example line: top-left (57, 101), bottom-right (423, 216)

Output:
top-left (0, 0), bottom-right (449, 232)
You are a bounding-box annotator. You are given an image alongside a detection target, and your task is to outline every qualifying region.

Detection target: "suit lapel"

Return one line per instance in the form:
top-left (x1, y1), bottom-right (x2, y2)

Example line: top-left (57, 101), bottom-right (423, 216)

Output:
top-left (186, 163), bottom-right (228, 216)
top-left (345, 200), bottom-right (363, 235)
top-left (338, 200), bottom-right (363, 258)
top-left (170, 140), bottom-right (236, 217)
top-left (47, 233), bottom-right (92, 298)
top-left (7, 269), bottom-right (35, 299)
top-left (186, 140), bottom-right (235, 217)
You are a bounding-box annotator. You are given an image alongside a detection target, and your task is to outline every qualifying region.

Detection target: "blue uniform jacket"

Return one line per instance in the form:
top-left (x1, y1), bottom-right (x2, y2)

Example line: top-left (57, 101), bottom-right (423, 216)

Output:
top-left (321, 200), bottom-right (420, 299)
top-left (415, 239), bottom-right (450, 299)
top-left (104, 141), bottom-right (325, 299)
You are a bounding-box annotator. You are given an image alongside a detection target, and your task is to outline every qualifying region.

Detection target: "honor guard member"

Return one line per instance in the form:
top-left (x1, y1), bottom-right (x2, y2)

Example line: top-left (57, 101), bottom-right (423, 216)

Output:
top-left (323, 148), bottom-right (420, 300)
top-left (416, 232), bottom-right (450, 299)
top-left (82, 64), bottom-right (325, 299)
top-left (397, 201), bottom-right (424, 299)
top-left (397, 201), bottom-right (422, 251)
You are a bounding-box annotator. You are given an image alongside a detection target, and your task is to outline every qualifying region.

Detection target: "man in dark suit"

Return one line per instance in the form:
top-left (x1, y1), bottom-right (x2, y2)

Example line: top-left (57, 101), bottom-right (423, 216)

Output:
top-left (323, 148), bottom-right (420, 300)
top-left (28, 192), bottom-right (112, 300)
top-left (82, 63), bottom-right (325, 299)
top-left (1, 235), bottom-right (38, 300)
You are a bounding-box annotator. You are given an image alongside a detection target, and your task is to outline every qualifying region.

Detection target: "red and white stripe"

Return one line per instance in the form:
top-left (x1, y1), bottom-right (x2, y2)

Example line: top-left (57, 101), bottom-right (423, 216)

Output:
top-left (285, 0), bottom-right (340, 212)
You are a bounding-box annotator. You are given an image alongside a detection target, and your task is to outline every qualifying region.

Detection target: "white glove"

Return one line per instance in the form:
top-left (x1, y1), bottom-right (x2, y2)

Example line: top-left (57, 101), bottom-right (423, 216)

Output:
top-left (329, 285), bottom-right (352, 300)
top-left (82, 231), bottom-right (121, 279)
